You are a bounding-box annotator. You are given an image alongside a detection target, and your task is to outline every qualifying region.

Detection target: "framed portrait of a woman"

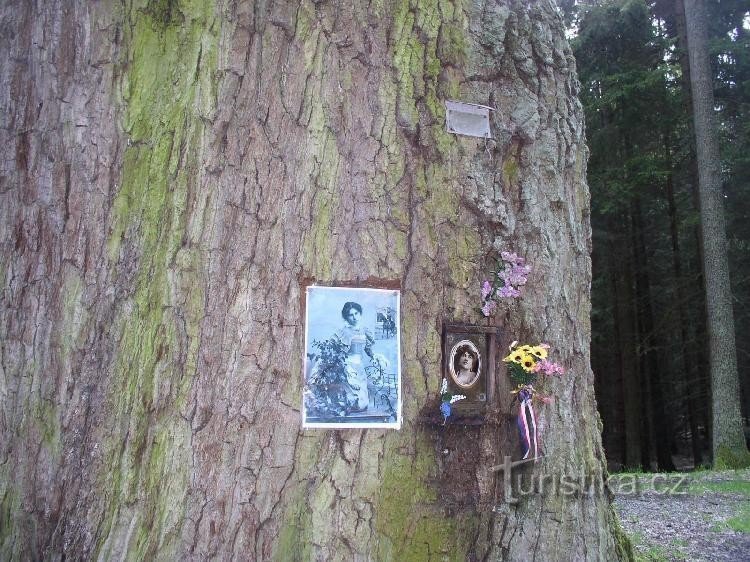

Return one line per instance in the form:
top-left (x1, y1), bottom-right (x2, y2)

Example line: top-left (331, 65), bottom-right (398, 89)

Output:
top-left (449, 339), bottom-right (481, 389)
top-left (441, 323), bottom-right (499, 421)
top-left (302, 286), bottom-right (401, 429)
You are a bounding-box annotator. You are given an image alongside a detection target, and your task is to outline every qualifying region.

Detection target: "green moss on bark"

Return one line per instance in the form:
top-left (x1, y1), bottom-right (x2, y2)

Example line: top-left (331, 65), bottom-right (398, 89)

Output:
top-left (59, 269), bottom-right (86, 366)
top-left (714, 445), bottom-right (750, 470)
top-left (275, 486), bottom-right (313, 561)
top-left (275, 448), bottom-right (330, 557)
top-left (389, 0), bottom-right (466, 154)
top-left (382, 0), bottom-right (481, 295)
top-left (294, 7), bottom-right (346, 278)
top-left (610, 506), bottom-right (635, 561)
top-left (0, 482), bottom-right (18, 557)
top-left (97, 0), bottom-right (217, 558)
top-left (503, 157), bottom-right (519, 188)
top-left (375, 434), bottom-right (477, 560)
top-left (303, 129), bottom-right (341, 278)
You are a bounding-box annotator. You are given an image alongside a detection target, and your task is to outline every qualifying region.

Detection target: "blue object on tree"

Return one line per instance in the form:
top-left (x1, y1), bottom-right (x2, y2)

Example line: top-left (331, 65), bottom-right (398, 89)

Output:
top-left (440, 402), bottom-right (451, 420)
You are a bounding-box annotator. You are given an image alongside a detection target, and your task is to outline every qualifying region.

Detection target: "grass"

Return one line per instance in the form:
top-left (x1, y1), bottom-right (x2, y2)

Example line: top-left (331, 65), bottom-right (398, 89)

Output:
top-left (635, 546), bottom-right (670, 562)
top-left (628, 531), bottom-right (684, 562)
top-left (727, 503), bottom-right (750, 533)
top-left (611, 467), bottom-right (750, 495)
top-left (686, 479), bottom-right (750, 496)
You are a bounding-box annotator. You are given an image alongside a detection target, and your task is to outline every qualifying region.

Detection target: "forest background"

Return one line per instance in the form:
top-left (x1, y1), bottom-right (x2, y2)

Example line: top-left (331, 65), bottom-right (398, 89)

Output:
top-left (567, 0), bottom-right (749, 471)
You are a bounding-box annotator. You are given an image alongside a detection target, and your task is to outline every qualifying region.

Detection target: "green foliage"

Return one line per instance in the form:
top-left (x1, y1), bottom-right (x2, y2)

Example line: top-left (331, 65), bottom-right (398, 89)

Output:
top-left (576, 0), bottom-right (750, 472)
top-left (575, 0), bottom-right (681, 215)
top-left (507, 361), bottom-right (535, 386)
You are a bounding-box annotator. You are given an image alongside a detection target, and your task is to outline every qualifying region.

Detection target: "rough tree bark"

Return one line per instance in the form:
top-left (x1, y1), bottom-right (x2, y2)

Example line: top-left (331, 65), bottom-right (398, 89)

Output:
top-left (0, 0), bottom-right (630, 560)
top-left (682, 0), bottom-right (749, 467)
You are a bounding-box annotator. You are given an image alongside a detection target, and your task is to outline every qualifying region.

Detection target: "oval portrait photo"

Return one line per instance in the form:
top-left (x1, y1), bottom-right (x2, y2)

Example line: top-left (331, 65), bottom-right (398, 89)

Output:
top-left (448, 339), bottom-right (481, 389)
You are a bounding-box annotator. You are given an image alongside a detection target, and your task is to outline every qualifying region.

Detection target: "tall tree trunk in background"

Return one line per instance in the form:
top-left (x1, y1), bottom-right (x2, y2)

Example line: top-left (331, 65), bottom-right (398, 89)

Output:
top-left (682, 0), bottom-right (749, 466)
top-left (674, 0), bottom-right (711, 463)
top-left (610, 226), bottom-right (641, 470)
top-left (0, 0), bottom-right (630, 560)
top-left (664, 137), bottom-right (703, 467)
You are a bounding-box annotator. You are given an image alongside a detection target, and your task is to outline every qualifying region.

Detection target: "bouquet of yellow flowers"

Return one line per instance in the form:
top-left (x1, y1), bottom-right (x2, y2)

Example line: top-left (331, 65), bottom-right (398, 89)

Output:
top-left (502, 341), bottom-right (564, 460)
top-left (503, 342), bottom-right (564, 385)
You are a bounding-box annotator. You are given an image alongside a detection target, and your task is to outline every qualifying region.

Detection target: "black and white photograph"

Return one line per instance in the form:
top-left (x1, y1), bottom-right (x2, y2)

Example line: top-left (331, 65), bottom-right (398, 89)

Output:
top-left (448, 339), bottom-right (481, 389)
top-left (302, 286), bottom-right (401, 429)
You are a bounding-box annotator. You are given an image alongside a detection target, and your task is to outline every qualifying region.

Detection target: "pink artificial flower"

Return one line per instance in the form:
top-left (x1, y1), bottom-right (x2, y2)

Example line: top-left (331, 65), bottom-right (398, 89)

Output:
top-left (533, 359), bottom-right (565, 376)
top-left (497, 265), bottom-right (511, 282)
top-left (481, 300), bottom-right (497, 317)
top-left (497, 286), bottom-right (520, 298)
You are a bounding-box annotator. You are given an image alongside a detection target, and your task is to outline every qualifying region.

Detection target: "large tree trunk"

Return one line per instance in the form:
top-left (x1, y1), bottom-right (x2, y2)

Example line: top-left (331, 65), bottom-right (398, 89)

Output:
top-left (672, 0), bottom-right (711, 467)
top-left (0, 0), bottom-right (630, 559)
top-left (682, 0), bottom-right (748, 467)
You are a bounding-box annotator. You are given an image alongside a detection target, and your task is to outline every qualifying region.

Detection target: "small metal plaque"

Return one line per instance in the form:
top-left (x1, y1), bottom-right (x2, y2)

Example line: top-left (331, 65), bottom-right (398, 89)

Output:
top-left (445, 100), bottom-right (494, 139)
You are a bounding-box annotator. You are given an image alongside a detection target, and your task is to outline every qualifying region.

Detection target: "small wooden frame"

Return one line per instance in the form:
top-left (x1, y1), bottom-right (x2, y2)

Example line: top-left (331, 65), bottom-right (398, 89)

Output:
top-left (441, 322), bottom-right (499, 423)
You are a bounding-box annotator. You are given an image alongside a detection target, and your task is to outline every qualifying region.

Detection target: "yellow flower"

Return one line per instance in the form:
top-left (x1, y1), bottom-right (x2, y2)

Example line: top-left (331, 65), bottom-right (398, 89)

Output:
top-left (521, 355), bottom-right (536, 372)
top-left (529, 346), bottom-right (548, 359)
top-left (519, 345), bottom-right (533, 353)
top-left (503, 350), bottom-right (526, 364)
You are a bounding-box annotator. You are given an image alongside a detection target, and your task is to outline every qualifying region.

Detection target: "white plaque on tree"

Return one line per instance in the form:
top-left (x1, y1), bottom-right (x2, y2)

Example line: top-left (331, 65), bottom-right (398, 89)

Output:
top-left (445, 100), bottom-right (494, 139)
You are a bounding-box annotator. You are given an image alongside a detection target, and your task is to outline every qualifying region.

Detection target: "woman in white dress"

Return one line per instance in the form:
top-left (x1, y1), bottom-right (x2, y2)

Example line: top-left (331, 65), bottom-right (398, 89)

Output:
top-left (336, 302), bottom-right (375, 413)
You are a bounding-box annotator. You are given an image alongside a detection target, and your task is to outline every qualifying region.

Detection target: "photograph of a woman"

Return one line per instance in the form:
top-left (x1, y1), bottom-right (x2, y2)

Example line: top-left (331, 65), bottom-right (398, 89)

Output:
top-left (449, 340), bottom-right (481, 388)
top-left (337, 301), bottom-right (375, 413)
top-left (303, 286), bottom-right (401, 429)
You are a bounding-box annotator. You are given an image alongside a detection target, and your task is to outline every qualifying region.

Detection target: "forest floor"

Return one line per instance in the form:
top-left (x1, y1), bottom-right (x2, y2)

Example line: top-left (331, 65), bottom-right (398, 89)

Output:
top-left (612, 468), bottom-right (750, 561)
